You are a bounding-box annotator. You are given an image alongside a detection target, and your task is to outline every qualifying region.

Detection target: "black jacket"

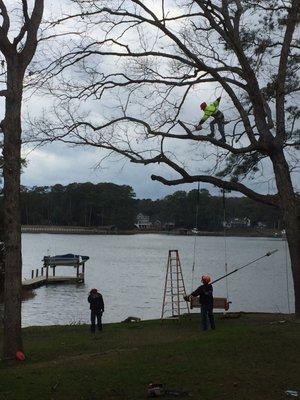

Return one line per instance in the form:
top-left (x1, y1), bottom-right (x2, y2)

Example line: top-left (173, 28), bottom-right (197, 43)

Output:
top-left (191, 284), bottom-right (213, 306)
top-left (88, 293), bottom-right (104, 312)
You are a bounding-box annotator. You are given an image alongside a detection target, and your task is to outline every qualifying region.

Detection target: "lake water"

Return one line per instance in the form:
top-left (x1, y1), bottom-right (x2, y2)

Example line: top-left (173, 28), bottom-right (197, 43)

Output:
top-left (18, 233), bottom-right (294, 327)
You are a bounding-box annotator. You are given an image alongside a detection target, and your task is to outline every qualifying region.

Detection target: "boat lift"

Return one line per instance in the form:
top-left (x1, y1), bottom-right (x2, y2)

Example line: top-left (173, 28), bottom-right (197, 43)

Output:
top-left (22, 253), bottom-right (89, 289)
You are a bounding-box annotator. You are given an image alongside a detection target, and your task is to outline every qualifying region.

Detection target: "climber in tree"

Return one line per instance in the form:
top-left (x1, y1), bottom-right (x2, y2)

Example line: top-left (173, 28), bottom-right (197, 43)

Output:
top-left (195, 97), bottom-right (226, 142)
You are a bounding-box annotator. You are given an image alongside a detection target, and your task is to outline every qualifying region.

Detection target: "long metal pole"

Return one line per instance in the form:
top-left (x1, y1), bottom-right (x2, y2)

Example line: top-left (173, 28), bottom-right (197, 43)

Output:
top-left (211, 249), bottom-right (278, 285)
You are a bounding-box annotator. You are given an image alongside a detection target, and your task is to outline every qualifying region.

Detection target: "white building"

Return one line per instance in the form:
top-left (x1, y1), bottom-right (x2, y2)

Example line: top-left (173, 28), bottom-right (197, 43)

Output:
top-left (223, 217), bottom-right (251, 228)
top-left (135, 213), bottom-right (152, 229)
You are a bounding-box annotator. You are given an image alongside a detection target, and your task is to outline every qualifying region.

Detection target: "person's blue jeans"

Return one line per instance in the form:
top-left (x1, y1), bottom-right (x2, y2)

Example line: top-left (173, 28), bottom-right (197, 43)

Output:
top-left (91, 310), bottom-right (103, 333)
top-left (201, 305), bottom-right (215, 331)
top-left (210, 114), bottom-right (225, 140)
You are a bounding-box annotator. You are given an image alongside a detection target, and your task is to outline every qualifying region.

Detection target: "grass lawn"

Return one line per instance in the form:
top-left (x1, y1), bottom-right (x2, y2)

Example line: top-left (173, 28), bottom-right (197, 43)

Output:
top-left (0, 313), bottom-right (299, 400)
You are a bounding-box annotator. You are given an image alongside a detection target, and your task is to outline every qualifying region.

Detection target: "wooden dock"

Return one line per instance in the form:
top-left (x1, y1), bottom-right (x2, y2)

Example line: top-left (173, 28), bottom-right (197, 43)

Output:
top-left (22, 254), bottom-right (87, 290)
top-left (22, 276), bottom-right (83, 289)
top-left (22, 276), bottom-right (46, 289)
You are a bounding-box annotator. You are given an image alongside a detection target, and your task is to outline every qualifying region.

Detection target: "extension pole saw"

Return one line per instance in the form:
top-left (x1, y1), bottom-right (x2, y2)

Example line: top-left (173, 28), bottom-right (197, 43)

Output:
top-left (211, 249), bottom-right (278, 285)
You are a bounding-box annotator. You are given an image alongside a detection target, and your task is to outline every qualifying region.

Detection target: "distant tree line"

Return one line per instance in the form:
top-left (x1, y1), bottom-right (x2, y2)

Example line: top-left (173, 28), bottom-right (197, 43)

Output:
top-left (136, 189), bottom-right (282, 230)
top-left (18, 183), bottom-right (136, 229)
top-left (0, 182), bottom-right (284, 231)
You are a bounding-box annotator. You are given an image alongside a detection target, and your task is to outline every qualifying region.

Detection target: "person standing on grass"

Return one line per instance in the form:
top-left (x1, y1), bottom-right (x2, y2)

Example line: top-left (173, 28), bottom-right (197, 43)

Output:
top-left (185, 275), bottom-right (215, 331)
top-left (88, 288), bottom-right (104, 334)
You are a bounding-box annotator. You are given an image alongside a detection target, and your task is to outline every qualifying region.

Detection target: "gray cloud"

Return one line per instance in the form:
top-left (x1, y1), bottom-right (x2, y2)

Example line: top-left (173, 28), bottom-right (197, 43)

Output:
top-left (10, 1), bottom-right (300, 200)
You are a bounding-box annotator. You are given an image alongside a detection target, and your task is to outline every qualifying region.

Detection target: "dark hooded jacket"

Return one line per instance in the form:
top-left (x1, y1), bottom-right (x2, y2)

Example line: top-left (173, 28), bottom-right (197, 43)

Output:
top-left (88, 292), bottom-right (104, 312)
top-left (191, 283), bottom-right (213, 307)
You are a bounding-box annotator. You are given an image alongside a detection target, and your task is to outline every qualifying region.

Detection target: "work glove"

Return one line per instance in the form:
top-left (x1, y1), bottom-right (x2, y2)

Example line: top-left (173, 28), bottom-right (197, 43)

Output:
top-left (183, 295), bottom-right (190, 302)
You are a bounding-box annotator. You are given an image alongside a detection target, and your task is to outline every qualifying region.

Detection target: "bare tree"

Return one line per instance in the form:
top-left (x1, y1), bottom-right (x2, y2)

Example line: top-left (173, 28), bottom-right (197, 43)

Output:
top-left (0, 0), bottom-right (43, 359)
top-left (32, 1), bottom-right (300, 314)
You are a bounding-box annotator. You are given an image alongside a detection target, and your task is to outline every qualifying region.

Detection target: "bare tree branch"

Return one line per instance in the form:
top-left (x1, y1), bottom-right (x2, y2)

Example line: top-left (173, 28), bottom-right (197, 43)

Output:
top-left (150, 173), bottom-right (278, 207)
top-left (0, 1), bottom-right (11, 54)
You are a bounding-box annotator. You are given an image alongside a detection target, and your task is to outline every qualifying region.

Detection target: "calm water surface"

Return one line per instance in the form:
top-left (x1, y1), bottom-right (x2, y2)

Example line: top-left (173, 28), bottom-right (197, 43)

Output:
top-left (19, 233), bottom-right (293, 327)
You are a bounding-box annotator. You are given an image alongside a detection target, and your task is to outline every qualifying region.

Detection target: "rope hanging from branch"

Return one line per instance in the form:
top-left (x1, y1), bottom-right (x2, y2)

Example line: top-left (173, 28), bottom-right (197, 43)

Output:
top-left (191, 182), bottom-right (200, 291)
top-left (222, 189), bottom-right (229, 300)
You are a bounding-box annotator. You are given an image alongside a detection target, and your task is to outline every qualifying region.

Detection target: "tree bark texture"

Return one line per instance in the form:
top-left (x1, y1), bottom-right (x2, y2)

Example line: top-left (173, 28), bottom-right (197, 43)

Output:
top-left (271, 149), bottom-right (300, 316)
top-left (2, 60), bottom-right (24, 359)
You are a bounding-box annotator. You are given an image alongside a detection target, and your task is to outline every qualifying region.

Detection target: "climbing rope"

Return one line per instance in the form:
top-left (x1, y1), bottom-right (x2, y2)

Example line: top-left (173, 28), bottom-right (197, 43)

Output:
top-left (222, 189), bottom-right (229, 300)
top-left (191, 182), bottom-right (200, 291)
top-left (284, 237), bottom-right (291, 314)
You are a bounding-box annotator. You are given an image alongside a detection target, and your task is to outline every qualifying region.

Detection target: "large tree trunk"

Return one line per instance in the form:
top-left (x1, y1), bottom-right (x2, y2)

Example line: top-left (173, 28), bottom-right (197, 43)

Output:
top-left (271, 149), bottom-right (300, 317)
top-left (2, 61), bottom-right (24, 360)
top-left (285, 214), bottom-right (300, 317)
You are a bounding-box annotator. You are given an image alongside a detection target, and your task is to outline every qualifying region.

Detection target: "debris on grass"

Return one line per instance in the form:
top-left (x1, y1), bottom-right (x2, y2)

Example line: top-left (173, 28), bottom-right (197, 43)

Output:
top-left (122, 316), bottom-right (141, 323)
top-left (285, 389), bottom-right (299, 397)
top-left (148, 383), bottom-right (165, 397)
top-left (51, 381), bottom-right (60, 392)
top-left (165, 389), bottom-right (190, 397)
top-left (220, 313), bottom-right (241, 319)
top-left (270, 320), bottom-right (287, 324)
top-left (147, 383), bottom-right (190, 397)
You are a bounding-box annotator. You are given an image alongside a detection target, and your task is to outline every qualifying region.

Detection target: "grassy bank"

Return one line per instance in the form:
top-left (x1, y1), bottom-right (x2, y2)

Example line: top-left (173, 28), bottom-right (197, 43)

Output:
top-left (0, 314), bottom-right (299, 400)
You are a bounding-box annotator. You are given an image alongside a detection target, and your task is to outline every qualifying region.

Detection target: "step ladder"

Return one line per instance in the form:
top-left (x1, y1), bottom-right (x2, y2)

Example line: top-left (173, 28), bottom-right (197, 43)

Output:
top-left (161, 250), bottom-right (190, 321)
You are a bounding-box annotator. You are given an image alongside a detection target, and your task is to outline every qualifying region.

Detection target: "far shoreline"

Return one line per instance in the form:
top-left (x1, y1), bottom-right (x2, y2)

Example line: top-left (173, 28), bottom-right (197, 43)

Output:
top-left (21, 225), bottom-right (284, 238)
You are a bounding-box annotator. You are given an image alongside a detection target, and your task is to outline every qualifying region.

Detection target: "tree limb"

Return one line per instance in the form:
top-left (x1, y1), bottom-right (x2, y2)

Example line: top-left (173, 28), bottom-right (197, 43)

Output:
top-left (0, 0), bottom-right (11, 54)
top-left (151, 173), bottom-right (278, 207)
top-left (20, 0), bottom-right (44, 67)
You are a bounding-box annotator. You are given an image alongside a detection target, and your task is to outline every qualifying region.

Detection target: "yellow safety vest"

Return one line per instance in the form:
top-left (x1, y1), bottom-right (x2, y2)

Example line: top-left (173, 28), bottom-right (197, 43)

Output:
top-left (201, 99), bottom-right (221, 122)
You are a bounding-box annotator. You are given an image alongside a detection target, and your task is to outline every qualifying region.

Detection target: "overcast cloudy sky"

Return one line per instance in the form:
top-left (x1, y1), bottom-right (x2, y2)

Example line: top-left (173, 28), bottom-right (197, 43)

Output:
top-left (8, 1), bottom-right (300, 199)
top-left (21, 139), bottom-right (219, 199)
top-left (21, 134), bottom-right (287, 199)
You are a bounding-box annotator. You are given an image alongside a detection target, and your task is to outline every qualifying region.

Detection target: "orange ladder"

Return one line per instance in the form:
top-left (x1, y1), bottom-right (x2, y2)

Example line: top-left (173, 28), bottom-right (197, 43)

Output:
top-left (161, 250), bottom-right (190, 321)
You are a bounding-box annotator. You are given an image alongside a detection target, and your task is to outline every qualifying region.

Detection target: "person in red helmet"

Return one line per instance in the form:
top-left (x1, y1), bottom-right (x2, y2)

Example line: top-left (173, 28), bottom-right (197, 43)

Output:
top-left (184, 275), bottom-right (215, 331)
top-left (195, 97), bottom-right (226, 142)
top-left (88, 288), bottom-right (104, 334)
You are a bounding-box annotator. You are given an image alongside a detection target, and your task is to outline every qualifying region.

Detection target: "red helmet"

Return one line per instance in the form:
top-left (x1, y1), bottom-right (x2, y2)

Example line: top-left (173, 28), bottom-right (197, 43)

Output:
top-left (201, 275), bottom-right (211, 284)
top-left (16, 351), bottom-right (25, 361)
top-left (200, 102), bottom-right (207, 110)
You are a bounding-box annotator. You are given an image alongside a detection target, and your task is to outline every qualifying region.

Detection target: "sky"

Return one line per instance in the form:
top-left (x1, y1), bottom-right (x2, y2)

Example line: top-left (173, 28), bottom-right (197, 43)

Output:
top-left (4, 1), bottom-right (300, 200)
top-left (17, 0), bottom-right (228, 199)
top-left (21, 140), bottom-right (218, 199)
top-left (21, 135), bottom-right (287, 199)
